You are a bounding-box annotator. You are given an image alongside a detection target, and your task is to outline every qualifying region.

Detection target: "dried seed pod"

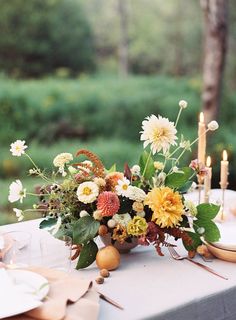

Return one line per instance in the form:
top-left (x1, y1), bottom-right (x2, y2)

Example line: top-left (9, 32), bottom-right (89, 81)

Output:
top-left (100, 269), bottom-right (110, 278)
top-left (95, 276), bottom-right (104, 284)
top-left (98, 225), bottom-right (108, 236)
top-left (188, 250), bottom-right (196, 259)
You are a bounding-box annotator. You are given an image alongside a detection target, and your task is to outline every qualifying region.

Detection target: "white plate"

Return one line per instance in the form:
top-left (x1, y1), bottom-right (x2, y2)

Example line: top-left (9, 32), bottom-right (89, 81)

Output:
top-left (212, 223), bottom-right (236, 251)
top-left (0, 269), bottom-right (49, 319)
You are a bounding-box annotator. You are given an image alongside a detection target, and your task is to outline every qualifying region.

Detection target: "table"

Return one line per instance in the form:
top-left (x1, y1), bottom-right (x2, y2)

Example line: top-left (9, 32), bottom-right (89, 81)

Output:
top-left (1, 189), bottom-right (236, 320)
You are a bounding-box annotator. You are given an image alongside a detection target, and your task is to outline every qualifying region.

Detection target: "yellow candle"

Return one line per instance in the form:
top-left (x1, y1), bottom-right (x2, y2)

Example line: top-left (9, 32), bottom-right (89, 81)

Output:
top-left (198, 112), bottom-right (206, 165)
top-left (204, 156), bottom-right (212, 203)
top-left (220, 150), bottom-right (229, 189)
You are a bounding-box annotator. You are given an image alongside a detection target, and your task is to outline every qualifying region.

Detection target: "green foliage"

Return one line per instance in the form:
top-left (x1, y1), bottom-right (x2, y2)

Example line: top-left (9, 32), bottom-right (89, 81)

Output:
top-left (39, 218), bottom-right (57, 229)
top-left (76, 240), bottom-right (98, 269)
top-left (183, 231), bottom-right (202, 252)
top-left (165, 167), bottom-right (194, 190)
top-left (196, 203), bottom-right (220, 220)
top-left (0, 0), bottom-right (95, 77)
top-left (139, 151), bottom-right (155, 180)
top-left (72, 216), bottom-right (100, 245)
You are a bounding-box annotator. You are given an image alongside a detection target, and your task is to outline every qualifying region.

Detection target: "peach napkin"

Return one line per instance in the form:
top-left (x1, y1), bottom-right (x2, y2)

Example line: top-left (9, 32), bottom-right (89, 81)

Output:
top-left (5, 266), bottom-right (100, 320)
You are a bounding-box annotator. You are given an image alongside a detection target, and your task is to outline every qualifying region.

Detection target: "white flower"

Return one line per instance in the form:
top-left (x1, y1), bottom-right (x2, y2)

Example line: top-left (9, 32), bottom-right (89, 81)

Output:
top-left (77, 181), bottom-right (99, 204)
top-left (93, 210), bottom-right (103, 221)
top-left (107, 219), bottom-right (116, 228)
top-left (172, 166), bottom-right (184, 174)
top-left (152, 172), bottom-right (166, 187)
top-left (140, 115), bottom-right (177, 154)
top-left (154, 161), bottom-right (164, 171)
top-left (8, 180), bottom-right (26, 203)
top-left (126, 186), bottom-right (146, 202)
top-left (184, 200), bottom-right (197, 217)
top-left (207, 121), bottom-right (219, 131)
top-left (53, 153), bottom-right (73, 168)
top-left (136, 211), bottom-right (145, 218)
top-left (13, 208), bottom-right (24, 221)
top-left (51, 217), bottom-right (62, 236)
top-left (80, 210), bottom-right (90, 218)
top-left (115, 178), bottom-right (130, 197)
top-left (179, 100), bottom-right (188, 109)
top-left (131, 165), bottom-right (141, 176)
top-left (113, 213), bottom-right (131, 227)
top-left (10, 140), bottom-right (28, 157)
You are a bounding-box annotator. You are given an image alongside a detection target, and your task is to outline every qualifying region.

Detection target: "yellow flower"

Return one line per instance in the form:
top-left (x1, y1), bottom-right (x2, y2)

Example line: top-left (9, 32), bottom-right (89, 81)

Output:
top-left (154, 161), bottom-right (164, 171)
top-left (145, 187), bottom-right (184, 228)
top-left (132, 201), bottom-right (144, 212)
top-left (127, 216), bottom-right (148, 236)
top-left (112, 224), bottom-right (128, 243)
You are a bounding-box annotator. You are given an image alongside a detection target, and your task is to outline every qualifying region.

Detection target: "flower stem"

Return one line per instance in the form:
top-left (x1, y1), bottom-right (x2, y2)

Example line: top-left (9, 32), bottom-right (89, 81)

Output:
top-left (175, 108), bottom-right (183, 128)
top-left (25, 153), bottom-right (51, 183)
top-left (142, 150), bottom-right (152, 178)
top-left (27, 193), bottom-right (50, 197)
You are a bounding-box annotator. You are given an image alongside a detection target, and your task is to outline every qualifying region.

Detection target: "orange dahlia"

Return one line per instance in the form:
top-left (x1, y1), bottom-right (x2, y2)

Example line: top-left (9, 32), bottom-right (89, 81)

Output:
top-left (97, 191), bottom-right (120, 217)
top-left (105, 172), bottom-right (124, 191)
top-left (145, 187), bottom-right (184, 228)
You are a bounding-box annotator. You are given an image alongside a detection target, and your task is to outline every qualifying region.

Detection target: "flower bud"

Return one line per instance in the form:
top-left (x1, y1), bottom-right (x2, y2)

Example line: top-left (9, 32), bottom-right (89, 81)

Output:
top-left (207, 120), bottom-right (219, 131)
top-left (179, 100), bottom-right (188, 109)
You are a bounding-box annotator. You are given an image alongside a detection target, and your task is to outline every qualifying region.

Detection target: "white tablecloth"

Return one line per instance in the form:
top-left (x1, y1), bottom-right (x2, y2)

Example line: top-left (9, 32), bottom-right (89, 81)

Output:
top-left (1, 189), bottom-right (236, 320)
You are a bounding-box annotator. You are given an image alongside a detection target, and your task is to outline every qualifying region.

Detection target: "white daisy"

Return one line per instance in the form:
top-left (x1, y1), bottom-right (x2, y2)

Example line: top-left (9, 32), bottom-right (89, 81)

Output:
top-left (10, 140), bottom-right (28, 157)
top-left (13, 208), bottom-right (24, 221)
top-left (126, 186), bottom-right (146, 202)
top-left (77, 181), bottom-right (99, 204)
top-left (113, 213), bottom-right (132, 227)
top-left (140, 115), bottom-right (177, 154)
top-left (115, 178), bottom-right (130, 197)
top-left (8, 180), bottom-right (26, 203)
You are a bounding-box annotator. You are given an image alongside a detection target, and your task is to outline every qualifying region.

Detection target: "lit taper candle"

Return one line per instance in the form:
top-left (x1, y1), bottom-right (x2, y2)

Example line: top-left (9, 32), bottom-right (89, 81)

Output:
top-left (220, 150), bottom-right (229, 189)
top-left (198, 112), bottom-right (206, 166)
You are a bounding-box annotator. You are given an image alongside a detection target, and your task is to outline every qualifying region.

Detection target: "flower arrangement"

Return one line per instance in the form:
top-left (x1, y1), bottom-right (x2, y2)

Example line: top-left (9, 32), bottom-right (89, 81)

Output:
top-left (8, 100), bottom-right (221, 269)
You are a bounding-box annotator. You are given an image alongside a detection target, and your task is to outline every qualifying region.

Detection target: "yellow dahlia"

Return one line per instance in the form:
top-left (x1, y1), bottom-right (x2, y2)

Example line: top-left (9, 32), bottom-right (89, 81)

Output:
top-left (145, 187), bottom-right (184, 228)
top-left (127, 216), bottom-right (148, 236)
top-left (112, 224), bottom-right (128, 244)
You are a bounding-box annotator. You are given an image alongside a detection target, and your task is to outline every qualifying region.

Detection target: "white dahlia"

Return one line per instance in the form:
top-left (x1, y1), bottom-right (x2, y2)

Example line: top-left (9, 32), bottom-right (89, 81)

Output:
top-left (127, 186), bottom-right (146, 202)
top-left (53, 153), bottom-right (73, 168)
top-left (140, 115), bottom-right (177, 154)
top-left (113, 213), bottom-right (132, 227)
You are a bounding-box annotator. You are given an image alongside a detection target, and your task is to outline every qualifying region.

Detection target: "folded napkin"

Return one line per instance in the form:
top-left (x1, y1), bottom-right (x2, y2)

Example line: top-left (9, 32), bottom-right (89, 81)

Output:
top-left (5, 267), bottom-right (100, 320)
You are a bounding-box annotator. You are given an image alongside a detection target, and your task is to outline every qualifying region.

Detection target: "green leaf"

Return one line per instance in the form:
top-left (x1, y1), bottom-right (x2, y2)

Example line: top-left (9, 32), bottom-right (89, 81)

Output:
top-left (39, 218), bottom-right (57, 229)
top-left (165, 167), bottom-right (194, 189)
top-left (139, 150), bottom-right (155, 180)
top-left (194, 220), bottom-right (220, 242)
top-left (196, 203), bottom-right (220, 220)
top-left (178, 180), bottom-right (193, 194)
top-left (76, 240), bottom-right (98, 269)
top-left (107, 163), bottom-right (116, 173)
top-left (73, 216), bottom-right (100, 245)
top-left (183, 231), bottom-right (202, 251)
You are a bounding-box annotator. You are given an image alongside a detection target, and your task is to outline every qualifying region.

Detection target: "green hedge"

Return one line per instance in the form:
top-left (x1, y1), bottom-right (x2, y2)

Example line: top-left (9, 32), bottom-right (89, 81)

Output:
top-left (0, 75), bottom-right (201, 144)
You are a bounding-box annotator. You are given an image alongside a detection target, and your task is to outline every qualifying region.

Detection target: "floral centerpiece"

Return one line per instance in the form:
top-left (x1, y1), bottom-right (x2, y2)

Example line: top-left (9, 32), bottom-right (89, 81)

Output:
top-left (8, 100), bottom-right (220, 269)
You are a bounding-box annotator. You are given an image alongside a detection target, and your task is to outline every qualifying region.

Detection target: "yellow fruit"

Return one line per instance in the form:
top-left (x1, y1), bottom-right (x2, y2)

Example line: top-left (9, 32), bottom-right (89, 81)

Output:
top-left (96, 245), bottom-right (120, 271)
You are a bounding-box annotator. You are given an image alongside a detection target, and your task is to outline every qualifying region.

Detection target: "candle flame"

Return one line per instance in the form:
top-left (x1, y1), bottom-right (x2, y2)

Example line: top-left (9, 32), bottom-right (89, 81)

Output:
top-left (199, 112), bottom-right (204, 123)
top-left (223, 150), bottom-right (228, 161)
top-left (206, 156), bottom-right (211, 167)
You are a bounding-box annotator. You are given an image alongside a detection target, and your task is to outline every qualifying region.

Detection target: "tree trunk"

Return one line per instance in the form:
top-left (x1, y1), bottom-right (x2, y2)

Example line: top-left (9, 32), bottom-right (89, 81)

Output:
top-left (200, 0), bottom-right (228, 122)
top-left (117, 0), bottom-right (129, 77)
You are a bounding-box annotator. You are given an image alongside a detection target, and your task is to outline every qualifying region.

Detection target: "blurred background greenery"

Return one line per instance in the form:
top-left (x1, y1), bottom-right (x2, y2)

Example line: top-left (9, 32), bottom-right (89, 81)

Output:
top-left (0, 0), bottom-right (235, 225)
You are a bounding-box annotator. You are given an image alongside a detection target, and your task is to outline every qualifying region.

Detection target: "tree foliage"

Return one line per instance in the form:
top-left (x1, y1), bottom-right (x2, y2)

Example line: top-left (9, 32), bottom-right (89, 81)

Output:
top-left (0, 0), bottom-right (95, 77)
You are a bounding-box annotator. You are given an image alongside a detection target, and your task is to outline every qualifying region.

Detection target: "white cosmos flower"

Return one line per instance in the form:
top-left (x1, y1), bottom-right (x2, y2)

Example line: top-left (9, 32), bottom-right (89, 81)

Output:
top-left (77, 181), bottom-right (99, 204)
top-left (126, 186), bottom-right (146, 202)
top-left (140, 115), bottom-right (177, 154)
top-left (10, 140), bottom-right (28, 157)
top-left (113, 213), bottom-right (131, 227)
top-left (13, 208), bottom-right (24, 221)
top-left (115, 178), bottom-right (130, 197)
top-left (8, 180), bottom-right (26, 203)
